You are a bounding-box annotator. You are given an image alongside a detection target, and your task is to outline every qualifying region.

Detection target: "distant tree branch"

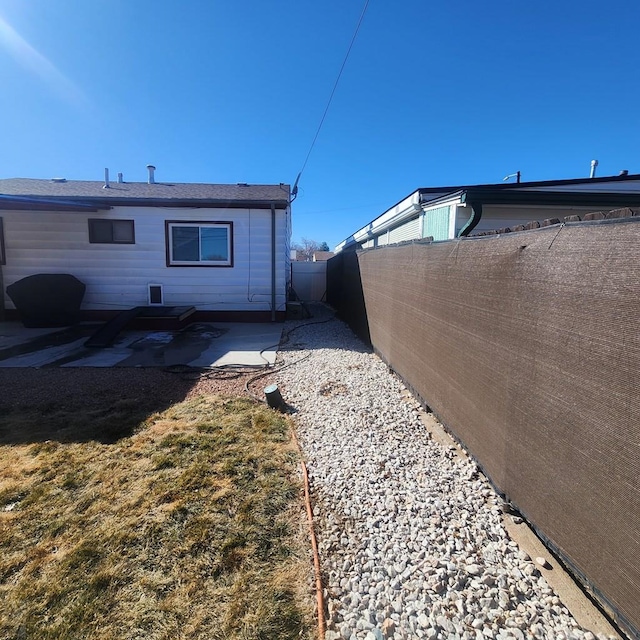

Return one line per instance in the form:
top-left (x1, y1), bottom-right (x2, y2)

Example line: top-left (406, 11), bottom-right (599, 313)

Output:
top-left (291, 237), bottom-right (325, 261)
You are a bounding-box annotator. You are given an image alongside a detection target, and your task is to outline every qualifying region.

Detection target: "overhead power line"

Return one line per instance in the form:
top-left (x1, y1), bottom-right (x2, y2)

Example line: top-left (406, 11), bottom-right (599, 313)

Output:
top-left (292, 0), bottom-right (370, 199)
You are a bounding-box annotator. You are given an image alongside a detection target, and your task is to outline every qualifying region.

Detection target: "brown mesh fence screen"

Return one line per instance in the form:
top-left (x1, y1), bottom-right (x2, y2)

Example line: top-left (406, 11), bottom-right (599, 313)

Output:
top-left (327, 250), bottom-right (370, 345)
top-left (329, 220), bottom-right (640, 638)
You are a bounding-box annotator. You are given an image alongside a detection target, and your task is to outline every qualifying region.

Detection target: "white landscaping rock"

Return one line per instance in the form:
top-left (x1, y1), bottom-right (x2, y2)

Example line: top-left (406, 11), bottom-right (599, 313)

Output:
top-left (276, 309), bottom-right (615, 640)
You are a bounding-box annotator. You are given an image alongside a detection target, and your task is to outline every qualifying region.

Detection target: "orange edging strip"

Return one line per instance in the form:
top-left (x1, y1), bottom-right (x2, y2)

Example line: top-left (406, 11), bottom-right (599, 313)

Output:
top-left (292, 426), bottom-right (325, 640)
top-left (301, 459), bottom-right (326, 640)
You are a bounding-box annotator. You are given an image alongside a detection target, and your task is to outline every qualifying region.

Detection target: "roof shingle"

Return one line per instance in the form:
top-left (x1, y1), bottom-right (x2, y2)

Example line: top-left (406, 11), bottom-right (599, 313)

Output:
top-left (0, 178), bottom-right (291, 208)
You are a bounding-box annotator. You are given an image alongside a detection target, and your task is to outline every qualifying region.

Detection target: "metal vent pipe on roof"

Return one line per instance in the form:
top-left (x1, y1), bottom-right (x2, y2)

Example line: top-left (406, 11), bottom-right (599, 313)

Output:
top-left (590, 159), bottom-right (598, 178)
top-left (619, 170), bottom-right (629, 176)
top-left (146, 164), bottom-right (156, 184)
top-left (103, 168), bottom-right (110, 189)
top-left (117, 172), bottom-right (123, 183)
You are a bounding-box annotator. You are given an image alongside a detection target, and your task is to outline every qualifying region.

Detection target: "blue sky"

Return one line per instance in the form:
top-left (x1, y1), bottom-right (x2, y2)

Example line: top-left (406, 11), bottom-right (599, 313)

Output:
top-left (1, 0), bottom-right (639, 249)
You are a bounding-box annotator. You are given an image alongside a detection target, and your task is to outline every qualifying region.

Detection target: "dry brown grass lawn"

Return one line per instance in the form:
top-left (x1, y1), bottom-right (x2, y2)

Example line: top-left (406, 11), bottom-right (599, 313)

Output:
top-left (0, 395), bottom-right (314, 640)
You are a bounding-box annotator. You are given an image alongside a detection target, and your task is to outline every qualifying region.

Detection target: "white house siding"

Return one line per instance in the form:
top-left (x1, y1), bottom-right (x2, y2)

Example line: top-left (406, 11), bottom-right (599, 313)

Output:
top-left (377, 231), bottom-right (390, 246)
top-left (354, 202), bottom-right (610, 249)
top-left (1, 205), bottom-right (289, 313)
top-left (388, 217), bottom-right (420, 244)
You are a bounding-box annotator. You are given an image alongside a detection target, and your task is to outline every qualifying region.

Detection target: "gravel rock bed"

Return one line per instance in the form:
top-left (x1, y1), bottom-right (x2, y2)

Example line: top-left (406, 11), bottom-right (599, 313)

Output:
top-left (276, 308), bottom-right (611, 640)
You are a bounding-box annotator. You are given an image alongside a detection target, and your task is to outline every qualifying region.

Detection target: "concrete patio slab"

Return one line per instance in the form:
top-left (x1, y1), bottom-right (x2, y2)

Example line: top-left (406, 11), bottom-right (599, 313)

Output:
top-left (0, 321), bottom-right (283, 368)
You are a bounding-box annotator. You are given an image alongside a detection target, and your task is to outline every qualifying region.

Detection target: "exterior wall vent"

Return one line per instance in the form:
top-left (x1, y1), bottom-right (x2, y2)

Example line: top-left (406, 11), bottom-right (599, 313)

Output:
top-left (148, 284), bottom-right (163, 305)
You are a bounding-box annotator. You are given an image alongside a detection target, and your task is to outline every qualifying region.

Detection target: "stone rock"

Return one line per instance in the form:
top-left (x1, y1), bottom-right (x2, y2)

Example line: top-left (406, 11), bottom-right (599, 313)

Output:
top-left (417, 613), bottom-right (430, 628)
top-left (276, 313), bottom-right (586, 640)
top-left (381, 617), bottom-right (396, 638)
top-left (436, 615), bottom-right (455, 633)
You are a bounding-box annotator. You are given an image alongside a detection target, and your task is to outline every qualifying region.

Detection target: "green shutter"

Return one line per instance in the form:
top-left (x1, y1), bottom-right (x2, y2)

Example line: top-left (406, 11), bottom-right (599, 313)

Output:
top-left (422, 205), bottom-right (451, 241)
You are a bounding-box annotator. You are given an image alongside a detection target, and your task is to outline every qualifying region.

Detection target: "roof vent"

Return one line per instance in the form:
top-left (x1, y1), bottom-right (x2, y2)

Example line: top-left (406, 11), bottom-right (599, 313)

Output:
top-left (146, 164), bottom-right (156, 184)
top-left (117, 172), bottom-right (124, 183)
top-left (590, 159), bottom-right (598, 178)
top-left (51, 178), bottom-right (67, 183)
top-left (619, 169), bottom-right (629, 176)
top-left (237, 182), bottom-right (249, 186)
top-left (103, 168), bottom-right (110, 189)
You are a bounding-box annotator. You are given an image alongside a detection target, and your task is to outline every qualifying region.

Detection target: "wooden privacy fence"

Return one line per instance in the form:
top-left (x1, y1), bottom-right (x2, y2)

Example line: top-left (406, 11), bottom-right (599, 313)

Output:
top-left (327, 218), bottom-right (640, 639)
top-left (291, 261), bottom-right (327, 302)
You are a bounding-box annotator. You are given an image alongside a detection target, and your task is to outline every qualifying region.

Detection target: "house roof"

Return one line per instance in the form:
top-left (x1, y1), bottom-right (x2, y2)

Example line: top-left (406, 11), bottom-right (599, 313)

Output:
top-left (418, 181), bottom-right (640, 210)
top-left (417, 173), bottom-right (640, 198)
top-left (335, 173), bottom-right (640, 252)
top-left (0, 178), bottom-right (291, 210)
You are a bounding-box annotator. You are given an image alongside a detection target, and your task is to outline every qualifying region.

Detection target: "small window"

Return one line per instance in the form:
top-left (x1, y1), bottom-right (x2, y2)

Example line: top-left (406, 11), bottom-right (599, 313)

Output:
top-left (0, 217), bottom-right (5, 265)
top-left (88, 219), bottom-right (135, 244)
top-left (166, 221), bottom-right (233, 267)
top-left (148, 284), bottom-right (163, 305)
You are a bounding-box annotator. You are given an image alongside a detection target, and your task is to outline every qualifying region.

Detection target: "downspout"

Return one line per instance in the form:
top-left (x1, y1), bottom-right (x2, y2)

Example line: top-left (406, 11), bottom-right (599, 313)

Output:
top-left (0, 264), bottom-right (4, 321)
top-left (271, 203), bottom-right (276, 321)
top-left (0, 218), bottom-right (5, 320)
top-left (457, 201), bottom-right (482, 237)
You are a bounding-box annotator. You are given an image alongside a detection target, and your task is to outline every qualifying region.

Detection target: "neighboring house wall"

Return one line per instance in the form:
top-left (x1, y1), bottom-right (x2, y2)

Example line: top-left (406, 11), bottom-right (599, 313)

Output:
top-left (387, 217), bottom-right (420, 244)
top-left (359, 202), bottom-right (457, 246)
top-left (337, 177), bottom-right (640, 252)
top-left (348, 200), bottom-right (636, 249)
top-left (1, 205), bottom-right (289, 314)
top-left (353, 203), bottom-right (633, 248)
top-left (456, 204), bottom-right (618, 235)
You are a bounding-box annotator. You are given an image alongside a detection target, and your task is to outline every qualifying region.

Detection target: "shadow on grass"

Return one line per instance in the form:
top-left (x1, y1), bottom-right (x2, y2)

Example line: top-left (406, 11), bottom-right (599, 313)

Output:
top-left (0, 368), bottom-right (198, 444)
top-left (0, 394), bottom-right (313, 640)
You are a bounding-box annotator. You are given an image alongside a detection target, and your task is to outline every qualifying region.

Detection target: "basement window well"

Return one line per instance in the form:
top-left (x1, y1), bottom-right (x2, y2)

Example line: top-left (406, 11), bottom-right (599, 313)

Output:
top-left (165, 221), bottom-right (233, 267)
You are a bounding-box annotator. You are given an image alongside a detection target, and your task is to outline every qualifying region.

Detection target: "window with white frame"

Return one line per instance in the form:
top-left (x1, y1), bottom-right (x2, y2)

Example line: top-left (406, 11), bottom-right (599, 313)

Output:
top-left (166, 221), bottom-right (233, 267)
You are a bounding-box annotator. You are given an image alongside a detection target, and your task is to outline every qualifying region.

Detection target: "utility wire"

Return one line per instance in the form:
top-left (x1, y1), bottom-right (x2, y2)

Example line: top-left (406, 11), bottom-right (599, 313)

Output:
top-left (293, 0), bottom-right (371, 194)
